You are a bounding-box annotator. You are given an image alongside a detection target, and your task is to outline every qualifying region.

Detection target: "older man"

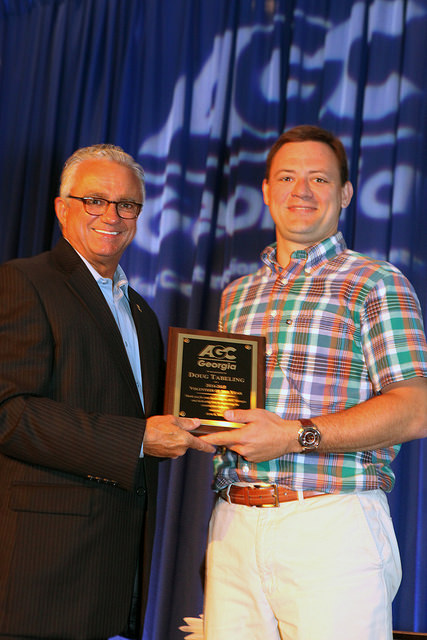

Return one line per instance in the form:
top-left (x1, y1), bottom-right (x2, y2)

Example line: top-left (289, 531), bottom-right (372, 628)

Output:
top-left (201, 126), bottom-right (427, 640)
top-left (0, 144), bottom-right (214, 640)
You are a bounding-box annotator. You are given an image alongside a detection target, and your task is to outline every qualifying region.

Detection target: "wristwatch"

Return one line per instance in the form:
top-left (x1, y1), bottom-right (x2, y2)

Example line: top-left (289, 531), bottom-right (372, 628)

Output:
top-left (298, 418), bottom-right (321, 452)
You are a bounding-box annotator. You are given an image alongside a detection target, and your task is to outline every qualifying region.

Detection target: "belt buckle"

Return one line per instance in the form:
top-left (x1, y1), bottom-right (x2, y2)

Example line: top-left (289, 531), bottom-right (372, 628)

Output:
top-left (255, 483), bottom-right (280, 508)
top-left (224, 484), bottom-right (233, 505)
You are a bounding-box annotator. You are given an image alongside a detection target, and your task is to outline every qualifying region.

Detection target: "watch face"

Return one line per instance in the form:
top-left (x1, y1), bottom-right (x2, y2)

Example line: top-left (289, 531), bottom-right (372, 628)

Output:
top-left (302, 429), bottom-right (317, 446)
top-left (298, 423), bottom-right (321, 450)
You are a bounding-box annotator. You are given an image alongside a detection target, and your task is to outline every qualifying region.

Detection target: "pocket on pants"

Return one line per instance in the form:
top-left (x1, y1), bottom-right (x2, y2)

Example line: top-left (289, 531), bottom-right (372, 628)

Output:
top-left (356, 490), bottom-right (402, 600)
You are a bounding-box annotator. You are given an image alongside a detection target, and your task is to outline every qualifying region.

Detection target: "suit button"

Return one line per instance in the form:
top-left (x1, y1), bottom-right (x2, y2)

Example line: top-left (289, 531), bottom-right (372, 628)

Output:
top-left (136, 487), bottom-right (146, 496)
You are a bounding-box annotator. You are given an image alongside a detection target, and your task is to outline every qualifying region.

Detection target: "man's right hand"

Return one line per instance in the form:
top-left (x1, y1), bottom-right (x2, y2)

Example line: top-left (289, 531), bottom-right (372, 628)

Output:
top-left (143, 415), bottom-right (216, 458)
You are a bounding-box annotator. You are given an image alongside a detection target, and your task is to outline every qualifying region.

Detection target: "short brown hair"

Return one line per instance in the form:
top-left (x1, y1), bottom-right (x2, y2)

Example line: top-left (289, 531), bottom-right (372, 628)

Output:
top-left (265, 125), bottom-right (349, 185)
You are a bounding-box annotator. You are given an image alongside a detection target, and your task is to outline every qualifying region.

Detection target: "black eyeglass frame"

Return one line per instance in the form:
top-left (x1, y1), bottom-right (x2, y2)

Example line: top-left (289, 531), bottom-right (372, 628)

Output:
top-left (67, 195), bottom-right (143, 219)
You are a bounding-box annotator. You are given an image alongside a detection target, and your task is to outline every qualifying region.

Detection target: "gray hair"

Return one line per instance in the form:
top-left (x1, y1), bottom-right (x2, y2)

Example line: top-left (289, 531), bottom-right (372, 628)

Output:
top-left (59, 143), bottom-right (146, 203)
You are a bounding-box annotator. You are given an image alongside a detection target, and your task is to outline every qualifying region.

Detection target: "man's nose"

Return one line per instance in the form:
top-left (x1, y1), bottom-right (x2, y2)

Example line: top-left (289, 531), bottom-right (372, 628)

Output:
top-left (291, 178), bottom-right (312, 197)
top-left (101, 202), bottom-right (121, 221)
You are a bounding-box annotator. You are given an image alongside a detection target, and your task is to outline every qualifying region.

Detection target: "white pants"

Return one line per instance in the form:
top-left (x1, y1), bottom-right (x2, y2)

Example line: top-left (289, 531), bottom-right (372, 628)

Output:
top-left (204, 490), bottom-right (401, 640)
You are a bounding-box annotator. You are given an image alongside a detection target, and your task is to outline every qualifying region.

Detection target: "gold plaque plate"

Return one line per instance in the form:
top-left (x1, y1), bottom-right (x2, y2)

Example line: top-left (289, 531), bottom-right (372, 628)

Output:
top-left (164, 327), bottom-right (265, 435)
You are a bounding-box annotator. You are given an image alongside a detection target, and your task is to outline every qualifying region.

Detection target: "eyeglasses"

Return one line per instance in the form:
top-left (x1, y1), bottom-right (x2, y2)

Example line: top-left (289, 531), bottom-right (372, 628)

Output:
top-left (67, 195), bottom-right (142, 219)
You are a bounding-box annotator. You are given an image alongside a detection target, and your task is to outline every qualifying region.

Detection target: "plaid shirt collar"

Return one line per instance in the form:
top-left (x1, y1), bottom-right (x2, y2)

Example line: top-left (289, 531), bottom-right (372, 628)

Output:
top-left (261, 231), bottom-right (347, 275)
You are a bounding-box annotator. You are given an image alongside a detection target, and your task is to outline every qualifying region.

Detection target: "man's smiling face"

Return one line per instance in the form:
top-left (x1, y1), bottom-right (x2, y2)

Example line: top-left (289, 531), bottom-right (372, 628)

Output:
top-left (262, 140), bottom-right (353, 265)
top-left (55, 158), bottom-right (141, 278)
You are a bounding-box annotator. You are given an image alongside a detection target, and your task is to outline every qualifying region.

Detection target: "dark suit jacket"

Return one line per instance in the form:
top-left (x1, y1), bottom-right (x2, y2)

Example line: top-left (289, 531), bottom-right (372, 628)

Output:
top-left (0, 238), bottom-right (164, 639)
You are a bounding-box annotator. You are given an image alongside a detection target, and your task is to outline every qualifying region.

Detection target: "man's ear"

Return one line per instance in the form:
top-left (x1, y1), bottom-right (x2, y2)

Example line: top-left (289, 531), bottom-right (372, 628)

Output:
top-left (262, 179), bottom-right (270, 206)
top-left (54, 197), bottom-right (68, 228)
top-left (341, 181), bottom-right (353, 209)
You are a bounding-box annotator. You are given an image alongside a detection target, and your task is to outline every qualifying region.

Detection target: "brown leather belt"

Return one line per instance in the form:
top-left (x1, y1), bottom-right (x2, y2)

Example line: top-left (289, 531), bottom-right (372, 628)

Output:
top-left (219, 484), bottom-right (325, 508)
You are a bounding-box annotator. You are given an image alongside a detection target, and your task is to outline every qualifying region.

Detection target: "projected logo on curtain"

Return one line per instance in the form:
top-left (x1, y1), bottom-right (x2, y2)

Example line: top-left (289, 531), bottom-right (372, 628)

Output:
top-left (129, 2), bottom-right (426, 330)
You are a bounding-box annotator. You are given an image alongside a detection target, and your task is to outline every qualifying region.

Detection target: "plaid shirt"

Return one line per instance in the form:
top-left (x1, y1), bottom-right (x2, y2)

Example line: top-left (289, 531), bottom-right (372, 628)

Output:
top-left (213, 232), bottom-right (427, 493)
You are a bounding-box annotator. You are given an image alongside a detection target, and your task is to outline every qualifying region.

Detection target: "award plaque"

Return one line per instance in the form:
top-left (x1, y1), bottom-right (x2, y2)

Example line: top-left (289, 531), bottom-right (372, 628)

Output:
top-left (164, 327), bottom-right (265, 434)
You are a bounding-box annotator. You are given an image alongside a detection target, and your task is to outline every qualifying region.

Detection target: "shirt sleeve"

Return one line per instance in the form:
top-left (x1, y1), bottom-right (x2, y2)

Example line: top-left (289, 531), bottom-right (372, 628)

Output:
top-left (360, 268), bottom-right (427, 392)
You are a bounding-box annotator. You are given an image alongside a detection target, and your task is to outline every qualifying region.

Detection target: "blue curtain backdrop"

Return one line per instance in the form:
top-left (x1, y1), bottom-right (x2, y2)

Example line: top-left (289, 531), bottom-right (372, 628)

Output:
top-left (0, 0), bottom-right (426, 637)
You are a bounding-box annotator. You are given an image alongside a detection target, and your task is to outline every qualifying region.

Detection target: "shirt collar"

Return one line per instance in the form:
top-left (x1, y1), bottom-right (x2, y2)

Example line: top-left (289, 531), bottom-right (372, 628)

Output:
top-left (72, 245), bottom-right (129, 294)
top-left (261, 231), bottom-right (347, 274)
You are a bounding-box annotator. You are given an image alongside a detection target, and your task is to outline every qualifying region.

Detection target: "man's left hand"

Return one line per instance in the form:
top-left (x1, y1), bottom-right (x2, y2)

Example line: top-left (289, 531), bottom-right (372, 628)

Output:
top-left (199, 409), bottom-right (300, 461)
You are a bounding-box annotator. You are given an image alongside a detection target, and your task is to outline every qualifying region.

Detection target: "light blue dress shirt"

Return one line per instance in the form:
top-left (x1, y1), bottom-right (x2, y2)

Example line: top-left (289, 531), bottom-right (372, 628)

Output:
top-left (76, 251), bottom-right (145, 456)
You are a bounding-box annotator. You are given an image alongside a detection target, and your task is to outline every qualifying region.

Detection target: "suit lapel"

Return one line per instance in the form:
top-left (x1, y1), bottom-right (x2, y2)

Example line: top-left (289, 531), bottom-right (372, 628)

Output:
top-left (128, 289), bottom-right (157, 417)
top-left (52, 240), bottom-right (144, 414)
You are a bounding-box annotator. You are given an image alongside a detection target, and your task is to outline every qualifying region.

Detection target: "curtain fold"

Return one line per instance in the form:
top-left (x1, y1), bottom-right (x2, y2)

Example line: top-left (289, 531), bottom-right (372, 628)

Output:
top-left (1, 0), bottom-right (426, 636)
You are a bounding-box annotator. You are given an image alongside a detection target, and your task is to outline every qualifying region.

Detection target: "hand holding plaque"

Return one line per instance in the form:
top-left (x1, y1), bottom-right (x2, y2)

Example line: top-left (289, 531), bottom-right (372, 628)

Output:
top-left (164, 328), bottom-right (265, 435)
